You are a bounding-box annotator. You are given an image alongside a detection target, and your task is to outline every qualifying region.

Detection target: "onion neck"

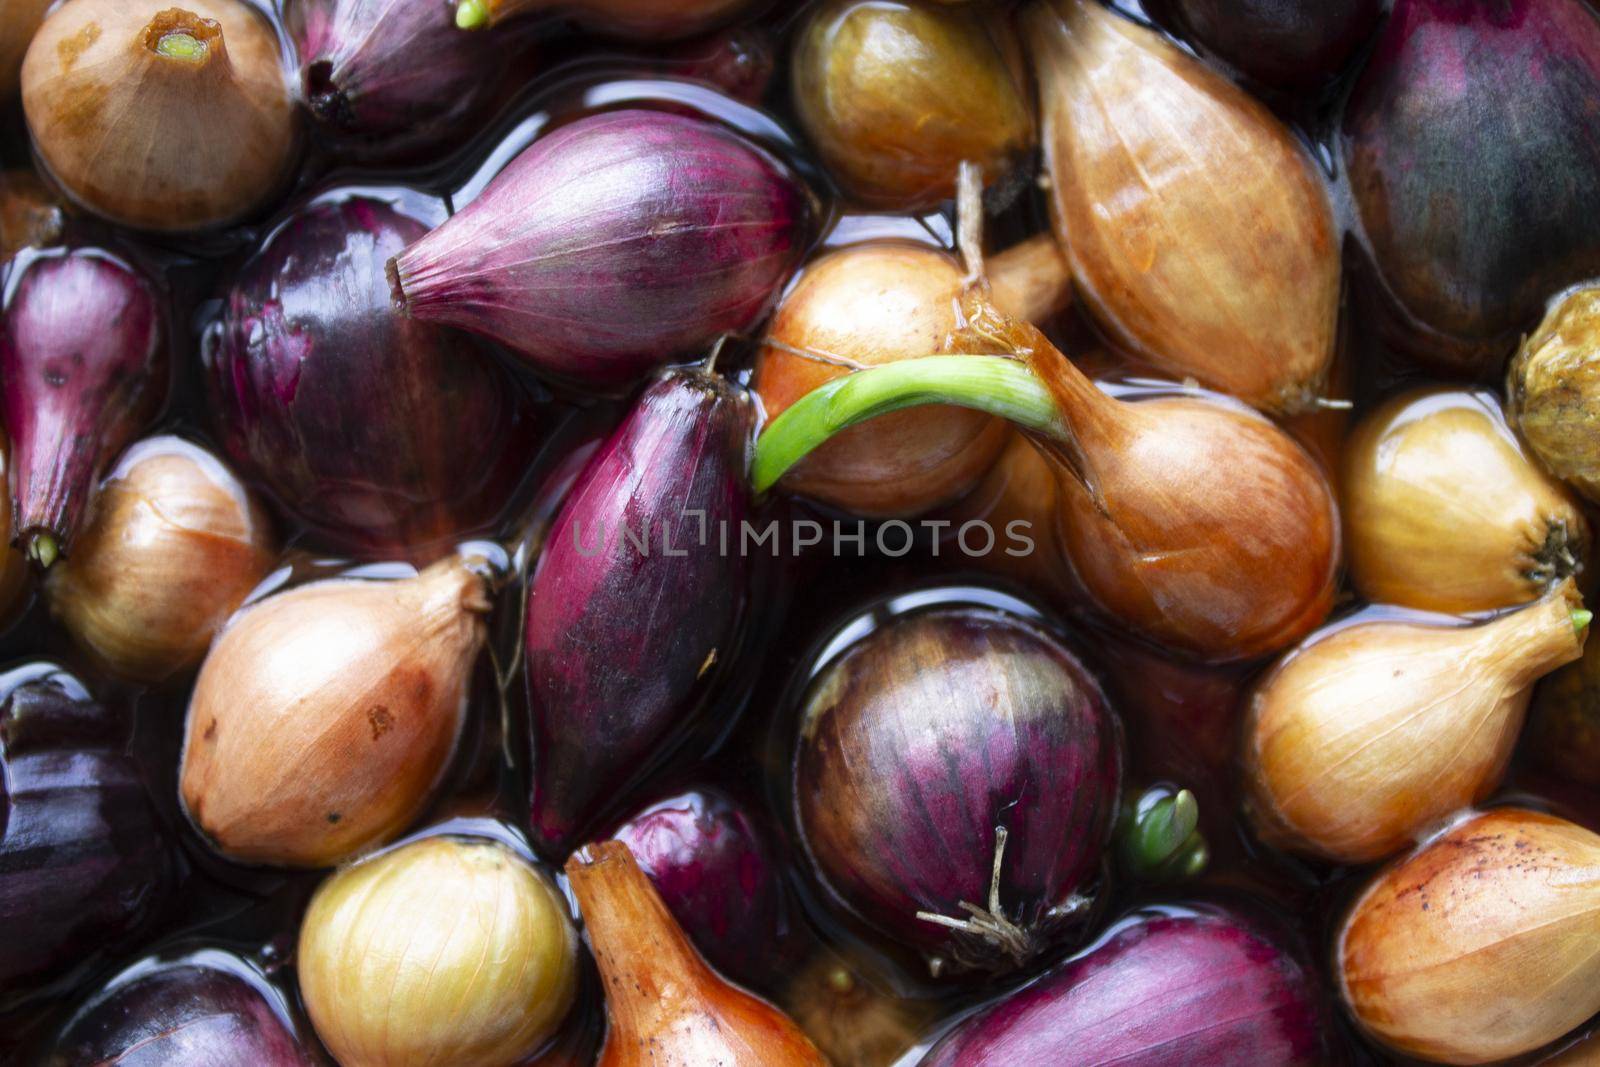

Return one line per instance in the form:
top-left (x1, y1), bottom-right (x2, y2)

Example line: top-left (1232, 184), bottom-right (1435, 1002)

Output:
top-left (137, 11), bottom-right (233, 82)
top-left (1477, 580), bottom-right (1590, 691)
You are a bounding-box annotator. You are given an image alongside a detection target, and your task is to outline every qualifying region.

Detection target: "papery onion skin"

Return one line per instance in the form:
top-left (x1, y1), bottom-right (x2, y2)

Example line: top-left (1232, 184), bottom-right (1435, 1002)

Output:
top-left (209, 194), bottom-right (539, 559)
top-left (0, 248), bottom-right (167, 566)
top-left (21, 0), bottom-right (298, 232)
top-left (1244, 583), bottom-right (1587, 865)
top-left (920, 907), bottom-right (1332, 1066)
top-left (299, 834), bottom-right (579, 1067)
top-left (389, 109), bottom-right (813, 390)
top-left (794, 605), bottom-right (1121, 977)
top-left (179, 556), bottom-right (492, 867)
top-left (1342, 387), bottom-right (1589, 614)
top-left (1508, 284), bottom-right (1600, 506)
top-left (1339, 808), bottom-right (1600, 1064)
top-left (528, 371), bottom-right (752, 854)
top-left (1165, 0), bottom-right (1381, 88)
top-left (1342, 0), bottom-right (1600, 369)
top-left (477, 0), bottom-right (751, 38)
top-left (791, 0), bottom-right (1032, 211)
top-left (1027, 0), bottom-right (1339, 413)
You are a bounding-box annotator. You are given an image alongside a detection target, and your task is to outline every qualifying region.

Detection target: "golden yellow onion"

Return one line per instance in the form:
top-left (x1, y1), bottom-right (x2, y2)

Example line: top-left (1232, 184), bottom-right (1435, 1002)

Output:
top-left (179, 556), bottom-right (492, 867)
top-left (1339, 808), bottom-right (1600, 1064)
top-left (1343, 387), bottom-right (1588, 614)
top-left (1508, 284), bottom-right (1600, 505)
top-left (1244, 582), bottom-right (1588, 865)
top-left (47, 437), bottom-right (275, 683)
top-left (1025, 0), bottom-right (1339, 413)
top-left (299, 834), bottom-right (578, 1067)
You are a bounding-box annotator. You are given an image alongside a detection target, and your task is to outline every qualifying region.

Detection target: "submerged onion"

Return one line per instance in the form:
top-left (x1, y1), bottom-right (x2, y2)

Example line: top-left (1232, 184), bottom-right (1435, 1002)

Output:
top-left (1508, 283), bottom-right (1600, 505)
top-left (794, 605), bottom-right (1121, 977)
top-left (389, 109), bottom-right (813, 390)
top-left (1166, 0), bottom-right (1381, 88)
top-left (22, 0), bottom-right (297, 232)
top-left (457, 0), bottom-right (749, 37)
top-left (784, 954), bottom-right (935, 1067)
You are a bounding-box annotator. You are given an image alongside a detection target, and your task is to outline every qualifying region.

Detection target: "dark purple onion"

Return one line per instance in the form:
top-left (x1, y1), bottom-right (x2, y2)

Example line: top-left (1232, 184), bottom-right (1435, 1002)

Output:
top-left (0, 664), bottom-right (175, 997)
top-left (919, 907), bottom-right (1332, 1065)
top-left (207, 192), bottom-right (541, 558)
top-left (1168, 0), bottom-right (1380, 88)
top-left (389, 109), bottom-right (814, 390)
top-left (47, 950), bottom-right (314, 1066)
top-left (610, 788), bottom-right (805, 990)
top-left (527, 370), bottom-right (752, 853)
top-left (794, 606), bottom-right (1122, 978)
top-left (1343, 0), bottom-right (1600, 370)
top-left (0, 248), bottom-right (166, 567)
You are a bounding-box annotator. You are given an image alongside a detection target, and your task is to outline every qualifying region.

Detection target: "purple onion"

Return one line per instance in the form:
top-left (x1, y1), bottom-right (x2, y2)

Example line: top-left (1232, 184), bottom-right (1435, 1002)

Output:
top-left (919, 907), bottom-right (1332, 1065)
top-left (610, 788), bottom-right (805, 990)
top-left (389, 109), bottom-right (814, 390)
top-left (0, 664), bottom-right (175, 997)
top-left (527, 369), bottom-right (752, 853)
top-left (1343, 0), bottom-right (1600, 370)
top-left (0, 248), bottom-right (166, 568)
top-left (794, 606), bottom-right (1122, 978)
top-left (207, 193), bottom-right (541, 558)
top-left (47, 950), bottom-right (314, 1065)
top-left (1168, 0), bottom-right (1380, 88)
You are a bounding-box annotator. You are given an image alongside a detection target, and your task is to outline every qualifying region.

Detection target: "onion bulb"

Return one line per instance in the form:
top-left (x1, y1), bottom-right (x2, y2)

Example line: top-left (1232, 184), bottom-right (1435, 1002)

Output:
top-left (179, 556), bottom-right (493, 867)
top-left (298, 834), bottom-right (579, 1067)
top-left (1508, 283), bottom-right (1600, 505)
top-left (21, 0), bottom-right (297, 232)
top-left (1026, 0), bottom-right (1339, 413)
top-left (1343, 387), bottom-right (1589, 614)
top-left (47, 437), bottom-right (275, 682)
top-left (1244, 583), bottom-right (1589, 865)
top-left (455, 0), bottom-right (749, 38)
top-left (1339, 808), bottom-right (1600, 1064)
top-left (1167, 0), bottom-right (1381, 89)
top-left (783, 953), bottom-right (935, 1067)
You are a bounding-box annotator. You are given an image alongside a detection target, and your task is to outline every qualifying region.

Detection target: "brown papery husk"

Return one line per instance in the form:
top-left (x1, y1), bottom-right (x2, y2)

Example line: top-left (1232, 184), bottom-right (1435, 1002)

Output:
top-left (1339, 808), bottom-right (1600, 1064)
top-left (1024, 0), bottom-right (1339, 414)
top-left (566, 841), bottom-right (828, 1067)
top-left (179, 556), bottom-right (490, 867)
top-left (1245, 581), bottom-right (1587, 866)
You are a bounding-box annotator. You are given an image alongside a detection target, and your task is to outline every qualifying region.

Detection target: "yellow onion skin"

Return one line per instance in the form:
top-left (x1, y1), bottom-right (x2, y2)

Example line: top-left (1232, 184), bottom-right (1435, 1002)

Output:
top-left (791, 0), bottom-right (1032, 211)
top-left (47, 436), bottom-right (275, 683)
top-left (1339, 808), bottom-right (1600, 1064)
top-left (1509, 284), bottom-right (1600, 506)
top-left (1026, 0), bottom-right (1339, 413)
top-left (1244, 583), bottom-right (1588, 866)
top-left (21, 0), bottom-right (297, 232)
top-left (1343, 388), bottom-right (1589, 615)
top-left (179, 556), bottom-right (491, 867)
top-left (299, 833), bottom-right (578, 1067)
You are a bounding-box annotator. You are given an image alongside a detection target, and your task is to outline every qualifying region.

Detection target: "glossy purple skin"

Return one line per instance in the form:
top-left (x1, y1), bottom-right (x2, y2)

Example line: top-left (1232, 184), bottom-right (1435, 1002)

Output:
top-left (391, 109), bottom-right (813, 390)
top-left (794, 607), bottom-right (1122, 975)
top-left (920, 908), bottom-right (1331, 1066)
top-left (1343, 0), bottom-right (1600, 365)
top-left (527, 371), bottom-right (753, 854)
top-left (611, 789), bottom-right (803, 990)
top-left (293, 0), bottom-right (507, 154)
top-left (0, 667), bottom-right (174, 997)
top-left (0, 249), bottom-right (166, 559)
top-left (208, 194), bottom-right (539, 557)
top-left (48, 956), bottom-right (313, 1066)
top-left (1169, 0), bottom-right (1380, 87)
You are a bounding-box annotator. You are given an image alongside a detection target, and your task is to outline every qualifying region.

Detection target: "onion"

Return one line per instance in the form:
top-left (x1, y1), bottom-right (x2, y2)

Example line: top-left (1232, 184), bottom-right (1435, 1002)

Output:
top-left (0, 169), bottom-right (61, 260)
top-left (1339, 808), bottom-right (1600, 1064)
top-left (47, 437), bottom-right (275, 683)
top-left (783, 953), bottom-right (935, 1067)
top-left (179, 555), bottom-right (493, 867)
top-left (793, 605), bottom-right (1121, 977)
top-left (1342, 387), bottom-right (1589, 614)
top-left (1343, 0), bottom-right (1600, 371)
top-left (455, 0), bottom-right (749, 37)
top-left (566, 840), bottom-right (828, 1067)
top-left (920, 906), bottom-right (1332, 1065)
top-left (1026, 0), bottom-right (1339, 413)
top-left (0, 248), bottom-right (168, 569)
top-left (21, 0), bottom-right (297, 232)
top-left (389, 109), bottom-right (814, 390)
top-left (1508, 283), bottom-right (1600, 505)
top-left (528, 369), bottom-right (752, 852)
top-left (1243, 583), bottom-right (1589, 865)
top-left (1167, 0), bottom-right (1381, 88)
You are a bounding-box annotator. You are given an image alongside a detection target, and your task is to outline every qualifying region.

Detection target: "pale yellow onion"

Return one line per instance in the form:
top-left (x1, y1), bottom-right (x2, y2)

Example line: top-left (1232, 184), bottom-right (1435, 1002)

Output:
top-left (299, 834), bottom-right (578, 1067)
top-left (179, 556), bottom-right (492, 867)
top-left (1339, 808), bottom-right (1600, 1064)
top-left (47, 436), bottom-right (275, 682)
top-left (1508, 283), bottom-right (1600, 505)
top-left (1024, 0), bottom-right (1339, 413)
top-left (1243, 581), bottom-right (1588, 865)
top-left (1342, 387), bottom-right (1588, 614)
